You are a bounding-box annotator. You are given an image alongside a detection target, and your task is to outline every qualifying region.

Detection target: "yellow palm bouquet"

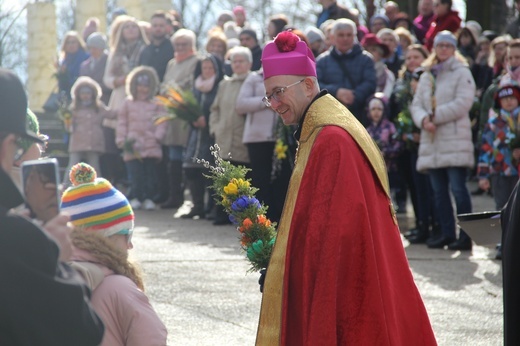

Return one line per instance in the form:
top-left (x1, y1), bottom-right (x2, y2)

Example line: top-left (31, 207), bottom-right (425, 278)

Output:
top-left (154, 86), bottom-right (202, 125)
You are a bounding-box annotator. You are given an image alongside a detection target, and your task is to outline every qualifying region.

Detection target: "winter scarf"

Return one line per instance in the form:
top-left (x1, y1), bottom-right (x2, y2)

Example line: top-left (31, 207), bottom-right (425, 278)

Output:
top-left (194, 74), bottom-right (216, 93)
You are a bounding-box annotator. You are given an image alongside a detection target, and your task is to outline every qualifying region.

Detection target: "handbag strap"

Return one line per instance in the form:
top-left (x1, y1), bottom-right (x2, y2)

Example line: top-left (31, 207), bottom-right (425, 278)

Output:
top-left (330, 51), bottom-right (356, 88)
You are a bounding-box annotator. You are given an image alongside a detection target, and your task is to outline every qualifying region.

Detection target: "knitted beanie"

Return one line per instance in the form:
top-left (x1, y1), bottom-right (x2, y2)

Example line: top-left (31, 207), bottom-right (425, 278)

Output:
top-left (18, 109), bottom-right (43, 152)
top-left (61, 163), bottom-right (134, 237)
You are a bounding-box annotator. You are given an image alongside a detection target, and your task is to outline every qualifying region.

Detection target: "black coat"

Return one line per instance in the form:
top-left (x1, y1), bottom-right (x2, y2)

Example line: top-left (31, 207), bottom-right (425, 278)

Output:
top-left (184, 54), bottom-right (225, 168)
top-left (502, 180), bottom-right (520, 346)
top-left (0, 168), bottom-right (104, 346)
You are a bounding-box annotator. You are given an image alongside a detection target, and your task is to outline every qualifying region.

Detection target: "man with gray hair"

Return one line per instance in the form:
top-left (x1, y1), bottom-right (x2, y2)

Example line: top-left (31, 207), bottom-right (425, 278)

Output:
top-left (316, 18), bottom-right (376, 125)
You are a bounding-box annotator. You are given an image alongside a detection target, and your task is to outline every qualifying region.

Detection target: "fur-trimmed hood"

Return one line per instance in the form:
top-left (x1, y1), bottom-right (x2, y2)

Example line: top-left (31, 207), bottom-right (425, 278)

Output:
top-left (70, 76), bottom-right (103, 110)
top-left (126, 65), bottom-right (160, 100)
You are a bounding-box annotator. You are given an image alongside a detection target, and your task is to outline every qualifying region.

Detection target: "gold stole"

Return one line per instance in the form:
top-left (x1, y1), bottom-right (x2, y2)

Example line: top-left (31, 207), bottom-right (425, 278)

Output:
top-left (255, 94), bottom-right (396, 345)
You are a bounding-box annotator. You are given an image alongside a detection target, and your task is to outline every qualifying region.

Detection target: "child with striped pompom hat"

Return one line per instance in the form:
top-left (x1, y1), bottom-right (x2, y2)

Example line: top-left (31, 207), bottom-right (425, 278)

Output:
top-left (61, 162), bottom-right (168, 345)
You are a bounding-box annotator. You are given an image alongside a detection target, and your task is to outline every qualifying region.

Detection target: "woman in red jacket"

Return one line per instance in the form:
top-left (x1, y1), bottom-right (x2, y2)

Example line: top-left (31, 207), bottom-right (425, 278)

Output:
top-left (424, 0), bottom-right (461, 51)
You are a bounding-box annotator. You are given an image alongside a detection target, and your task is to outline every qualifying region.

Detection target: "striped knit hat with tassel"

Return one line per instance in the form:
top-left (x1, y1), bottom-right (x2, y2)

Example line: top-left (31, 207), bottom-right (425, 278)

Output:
top-left (61, 163), bottom-right (134, 237)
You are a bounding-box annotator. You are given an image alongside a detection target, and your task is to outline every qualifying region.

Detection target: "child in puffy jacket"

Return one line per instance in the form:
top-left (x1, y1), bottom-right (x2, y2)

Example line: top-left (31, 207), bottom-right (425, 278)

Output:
top-left (365, 94), bottom-right (402, 207)
top-left (116, 66), bottom-right (167, 210)
top-left (478, 82), bottom-right (520, 210)
top-left (64, 76), bottom-right (116, 185)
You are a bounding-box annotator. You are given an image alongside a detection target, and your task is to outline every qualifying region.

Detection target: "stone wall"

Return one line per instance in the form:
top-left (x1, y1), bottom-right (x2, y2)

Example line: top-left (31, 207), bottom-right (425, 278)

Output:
top-left (75, 0), bottom-right (107, 35)
top-left (141, 0), bottom-right (172, 21)
top-left (27, 2), bottom-right (57, 112)
top-left (118, 0), bottom-right (142, 20)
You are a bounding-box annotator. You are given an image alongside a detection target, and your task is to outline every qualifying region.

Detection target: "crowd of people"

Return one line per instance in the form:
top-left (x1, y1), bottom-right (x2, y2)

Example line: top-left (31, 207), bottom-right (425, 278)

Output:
top-left (4, 0), bottom-right (520, 343)
top-left (50, 0), bottom-right (520, 255)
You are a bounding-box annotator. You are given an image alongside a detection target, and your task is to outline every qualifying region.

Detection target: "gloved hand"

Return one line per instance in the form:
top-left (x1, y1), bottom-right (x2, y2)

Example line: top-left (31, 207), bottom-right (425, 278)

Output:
top-left (258, 268), bottom-right (267, 293)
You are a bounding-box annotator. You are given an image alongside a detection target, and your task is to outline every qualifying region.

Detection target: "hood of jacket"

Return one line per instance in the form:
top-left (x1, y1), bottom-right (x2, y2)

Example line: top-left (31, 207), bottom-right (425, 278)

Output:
top-left (126, 65), bottom-right (160, 100)
top-left (71, 76), bottom-right (103, 109)
top-left (194, 53), bottom-right (225, 94)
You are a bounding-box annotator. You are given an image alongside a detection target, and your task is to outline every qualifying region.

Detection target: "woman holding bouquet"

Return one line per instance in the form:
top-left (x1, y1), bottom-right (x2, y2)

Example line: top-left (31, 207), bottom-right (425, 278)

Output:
top-left (180, 54), bottom-right (225, 219)
top-left (391, 44), bottom-right (436, 243)
top-left (209, 46), bottom-right (252, 225)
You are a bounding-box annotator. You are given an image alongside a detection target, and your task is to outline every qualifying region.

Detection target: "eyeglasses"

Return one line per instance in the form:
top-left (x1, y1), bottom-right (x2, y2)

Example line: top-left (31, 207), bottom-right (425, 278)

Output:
top-left (262, 79), bottom-right (305, 107)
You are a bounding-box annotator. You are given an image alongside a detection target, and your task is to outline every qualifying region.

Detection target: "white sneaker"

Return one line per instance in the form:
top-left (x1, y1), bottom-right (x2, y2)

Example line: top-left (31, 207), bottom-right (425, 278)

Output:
top-left (143, 199), bottom-right (156, 210)
top-left (130, 198), bottom-right (142, 210)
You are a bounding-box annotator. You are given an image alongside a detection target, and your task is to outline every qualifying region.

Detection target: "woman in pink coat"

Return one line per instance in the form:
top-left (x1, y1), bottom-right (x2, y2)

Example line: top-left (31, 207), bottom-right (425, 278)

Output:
top-left (62, 162), bottom-right (168, 346)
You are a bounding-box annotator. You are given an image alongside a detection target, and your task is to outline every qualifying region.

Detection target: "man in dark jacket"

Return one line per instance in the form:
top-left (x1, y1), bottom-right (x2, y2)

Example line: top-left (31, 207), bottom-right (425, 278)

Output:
top-left (316, 18), bottom-right (376, 125)
top-left (139, 10), bottom-right (175, 81)
top-left (239, 29), bottom-right (262, 72)
top-left (0, 68), bottom-right (105, 346)
top-left (316, 0), bottom-right (355, 28)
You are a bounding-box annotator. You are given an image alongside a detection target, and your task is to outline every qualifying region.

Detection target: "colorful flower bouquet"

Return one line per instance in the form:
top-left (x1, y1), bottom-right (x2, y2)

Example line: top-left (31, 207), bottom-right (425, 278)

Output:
top-left (196, 145), bottom-right (277, 272)
top-left (154, 86), bottom-right (202, 125)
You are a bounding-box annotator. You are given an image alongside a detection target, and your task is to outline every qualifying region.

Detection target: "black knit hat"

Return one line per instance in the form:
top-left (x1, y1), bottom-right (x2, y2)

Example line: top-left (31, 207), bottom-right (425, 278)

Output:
top-left (0, 68), bottom-right (43, 144)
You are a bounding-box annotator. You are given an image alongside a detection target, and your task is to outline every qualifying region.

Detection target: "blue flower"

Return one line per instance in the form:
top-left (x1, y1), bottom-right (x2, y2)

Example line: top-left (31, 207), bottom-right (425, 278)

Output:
top-left (229, 214), bottom-right (238, 225)
top-left (231, 196), bottom-right (261, 212)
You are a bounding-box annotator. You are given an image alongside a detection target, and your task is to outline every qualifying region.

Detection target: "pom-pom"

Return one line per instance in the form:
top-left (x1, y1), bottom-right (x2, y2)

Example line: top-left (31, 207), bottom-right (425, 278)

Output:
top-left (274, 31), bottom-right (300, 52)
top-left (69, 162), bottom-right (97, 186)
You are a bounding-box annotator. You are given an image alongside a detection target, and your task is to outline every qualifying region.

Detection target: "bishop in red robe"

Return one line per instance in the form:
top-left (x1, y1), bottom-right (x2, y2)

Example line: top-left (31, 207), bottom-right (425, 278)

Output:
top-left (256, 31), bottom-right (437, 345)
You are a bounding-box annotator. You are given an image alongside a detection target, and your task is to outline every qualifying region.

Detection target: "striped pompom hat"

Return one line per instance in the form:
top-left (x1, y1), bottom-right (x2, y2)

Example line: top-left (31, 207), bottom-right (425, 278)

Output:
top-left (61, 163), bottom-right (134, 237)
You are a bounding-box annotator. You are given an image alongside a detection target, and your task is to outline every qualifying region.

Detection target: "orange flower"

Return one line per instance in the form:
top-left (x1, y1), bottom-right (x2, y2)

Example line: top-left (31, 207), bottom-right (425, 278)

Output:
top-left (242, 218), bottom-right (253, 230)
top-left (155, 95), bottom-right (175, 108)
top-left (167, 88), bottom-right (184, 104)
top-left (257, 214), bottom-right (271, 227)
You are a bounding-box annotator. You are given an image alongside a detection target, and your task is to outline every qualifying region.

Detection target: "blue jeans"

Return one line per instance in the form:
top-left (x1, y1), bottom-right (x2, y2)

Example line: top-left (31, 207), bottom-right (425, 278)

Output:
top-left (428, 167), bottom-right (472, 240)
top-left (126, 158), bottom-right (157, 202)
top-left (168, 145), bottom-right (185, 161)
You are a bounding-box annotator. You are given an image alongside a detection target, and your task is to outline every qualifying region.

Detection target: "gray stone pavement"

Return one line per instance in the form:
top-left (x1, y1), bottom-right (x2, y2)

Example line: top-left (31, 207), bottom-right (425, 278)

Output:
top-left (131, 181), bottom-right (503, 346)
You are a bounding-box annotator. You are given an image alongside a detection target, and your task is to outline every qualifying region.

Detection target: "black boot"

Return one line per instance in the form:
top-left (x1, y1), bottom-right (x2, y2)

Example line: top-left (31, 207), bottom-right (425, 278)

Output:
top-left (403, 224), bottom-right (420, 239)
top-left (448, 229), bottom-right (472, 251)
top-left (161, 160), bottom-right (184, 209)
top-left (426, 222), bottom-right (442, 245)
top-left (427, 235), bottom-right (456, 249)
top-left (181, 174), bottom-right (206, 219)
top-left (408, 222), bottom-right (429, 244)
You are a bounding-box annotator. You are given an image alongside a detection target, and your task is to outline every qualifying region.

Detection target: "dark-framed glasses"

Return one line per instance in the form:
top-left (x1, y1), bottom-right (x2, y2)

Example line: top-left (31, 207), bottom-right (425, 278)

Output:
top-left (262, 79), bottom-right (305, 107)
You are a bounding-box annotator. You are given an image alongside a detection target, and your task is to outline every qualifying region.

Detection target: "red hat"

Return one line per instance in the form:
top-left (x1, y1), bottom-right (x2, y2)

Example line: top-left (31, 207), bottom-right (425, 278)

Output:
top-left (233, 6), bottom-right (245, 15)
top-left (361, 33), bottom-right (390, 58)
top-left (494, 83), bottom-right (520, 109)
top-left (262, 31), bottom-right (316, 80)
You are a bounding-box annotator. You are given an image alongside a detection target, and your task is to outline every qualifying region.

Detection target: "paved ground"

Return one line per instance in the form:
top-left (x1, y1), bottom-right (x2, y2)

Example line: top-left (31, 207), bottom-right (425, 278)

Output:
top-left (130, 181), bottom-right (503, 346)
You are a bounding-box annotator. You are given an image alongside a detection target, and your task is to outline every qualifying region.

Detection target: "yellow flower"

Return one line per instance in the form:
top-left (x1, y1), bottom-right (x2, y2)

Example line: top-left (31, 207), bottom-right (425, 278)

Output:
top-left (221, 196), bottom-right (231, 208)
top-left (275, 139), bottom-right (288, 160)
top-left (236, 178), bottom-right (250, 189)
top-left (223, 182), bottom-right (238, 195)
